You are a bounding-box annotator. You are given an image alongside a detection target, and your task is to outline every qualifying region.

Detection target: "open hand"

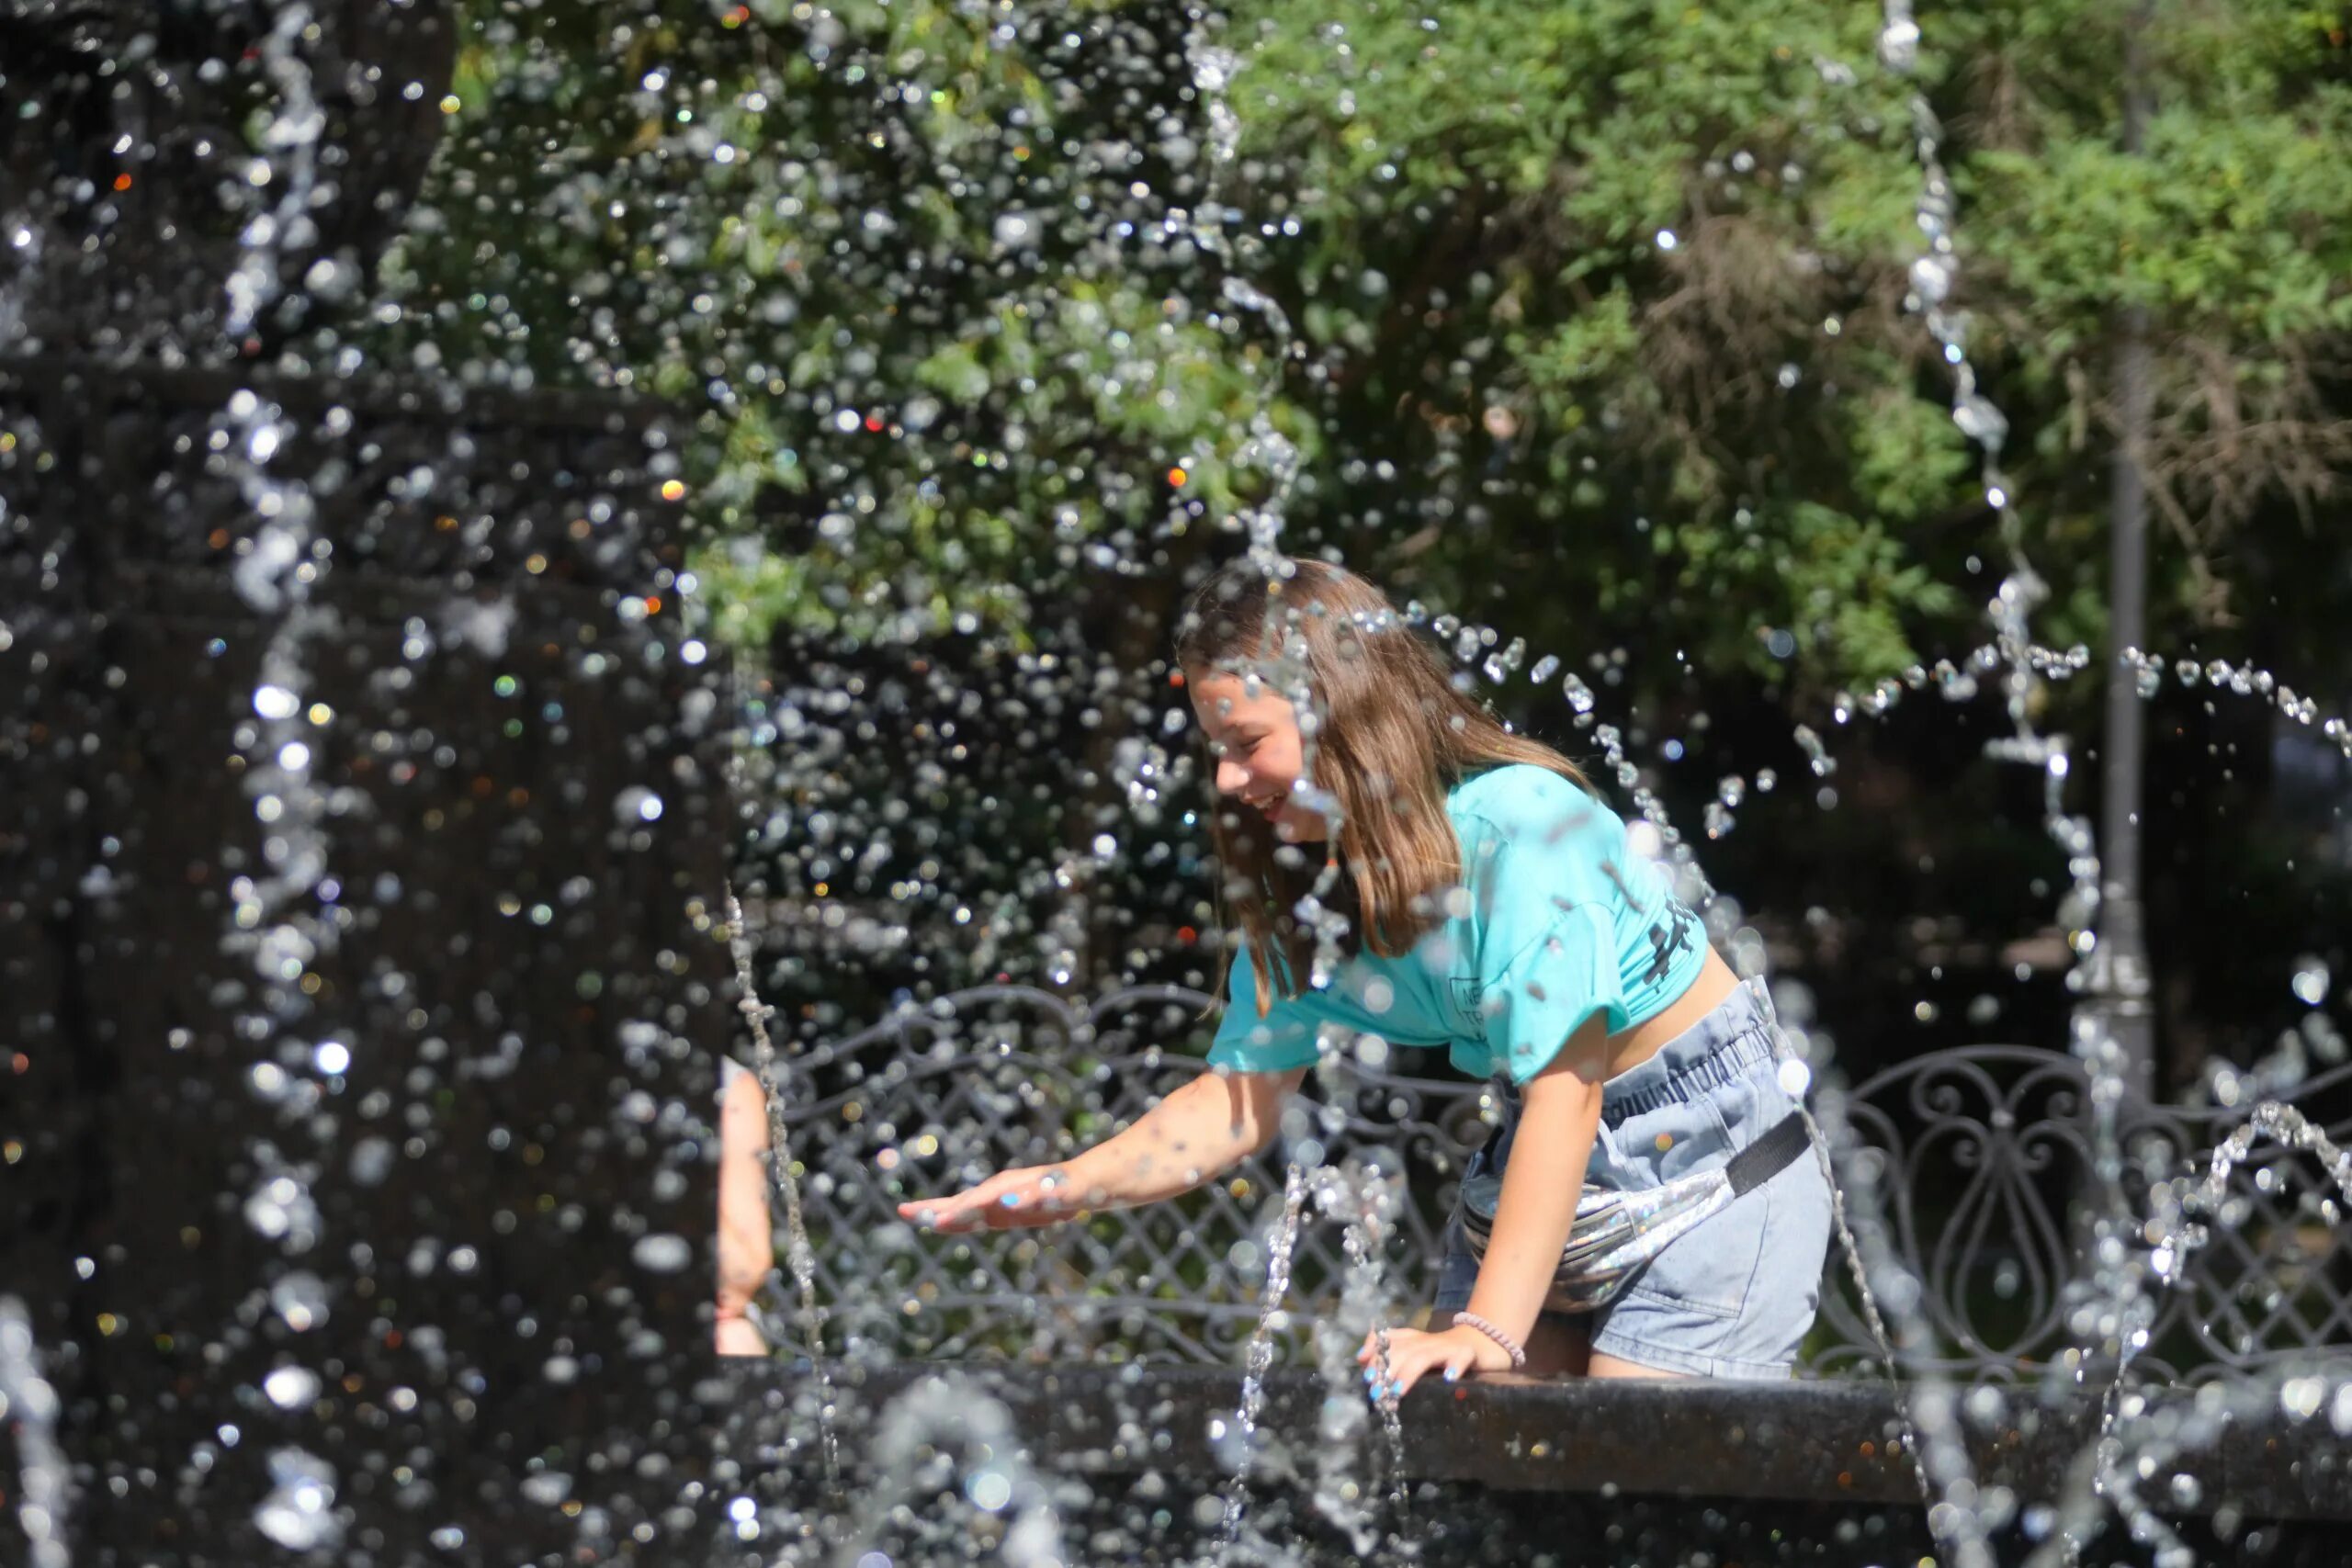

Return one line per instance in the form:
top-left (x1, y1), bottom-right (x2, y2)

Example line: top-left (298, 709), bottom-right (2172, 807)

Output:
top-left (895, 1164), bottom-right (1091, 1234)
top-left (1355, 1322), bottom-right (1514, 1401)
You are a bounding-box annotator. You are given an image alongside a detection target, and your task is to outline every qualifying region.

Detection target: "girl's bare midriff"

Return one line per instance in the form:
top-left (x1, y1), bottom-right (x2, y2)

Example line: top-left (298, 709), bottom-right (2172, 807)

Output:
top-left (1600, 944), bottom-right (1740, 1081)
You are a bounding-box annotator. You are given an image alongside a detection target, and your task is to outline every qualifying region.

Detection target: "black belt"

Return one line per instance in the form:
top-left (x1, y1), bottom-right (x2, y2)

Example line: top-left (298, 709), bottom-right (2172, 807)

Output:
top-left (1724, 1110), bottom-right (1812, 1198)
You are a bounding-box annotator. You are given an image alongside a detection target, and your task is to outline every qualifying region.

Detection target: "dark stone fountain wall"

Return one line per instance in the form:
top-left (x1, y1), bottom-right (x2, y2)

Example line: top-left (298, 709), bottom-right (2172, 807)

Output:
top-left (0, 357), bottom-right (737, 1562)
top-left (0, 2), bottom-right (457, 360)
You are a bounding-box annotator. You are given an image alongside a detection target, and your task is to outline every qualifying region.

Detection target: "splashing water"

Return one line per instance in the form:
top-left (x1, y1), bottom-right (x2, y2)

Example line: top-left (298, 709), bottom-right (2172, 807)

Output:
top-left (2013, 1104), bottom-right (2352, 1568)
top-left (206, 12), bottom-right (362, 1555)
top-left (1178, 16), bottom-right (1361, 996)
top-left (1749, 6), bottom-right (2084, 1564)
top-left (831, 1375), bottom-right (1069, 1568)
top-left (761, 0), bottom-right (2352, 1554)
top-left (1154, 8), bottom-right (2007, 1558)
top-left (1811, 4), bottom-right (2352, 1550)
top-left (0, 1299), bottom-right (71, 1568)
top-left (1310, 1158), bottom-right (1411, 1545)
top-left (251, 1447), bottom-right (342, 1552)
top-left (1213, 1160), bottom-right (1310, 1562)
top-left (223, 5), bottom-right (328, 344)
top-left (18, 2), bottom-right (2352, 1563)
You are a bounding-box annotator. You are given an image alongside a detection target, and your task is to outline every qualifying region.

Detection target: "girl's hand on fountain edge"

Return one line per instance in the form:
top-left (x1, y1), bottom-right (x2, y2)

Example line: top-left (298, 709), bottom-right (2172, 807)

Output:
top-left (1355, 1323), bottom-right (1513, 1400)
top-left (895, 1164), bottom-right (1088, 1233)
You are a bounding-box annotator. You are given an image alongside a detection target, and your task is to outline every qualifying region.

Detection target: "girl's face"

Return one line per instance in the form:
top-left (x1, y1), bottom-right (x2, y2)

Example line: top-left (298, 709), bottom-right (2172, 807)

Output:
top-left (1186, 669), bottom-right (1329, 844)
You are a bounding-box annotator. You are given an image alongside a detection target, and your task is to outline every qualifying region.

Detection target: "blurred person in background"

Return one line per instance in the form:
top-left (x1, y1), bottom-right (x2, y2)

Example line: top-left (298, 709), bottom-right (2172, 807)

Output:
top-left (716, 1056), bottom-right (776, 1356)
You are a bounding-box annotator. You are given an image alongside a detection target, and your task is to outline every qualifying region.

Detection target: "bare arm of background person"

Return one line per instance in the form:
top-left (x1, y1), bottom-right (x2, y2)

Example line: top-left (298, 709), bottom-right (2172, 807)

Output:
top-left (716, 1066), bottom-right (775, 1355)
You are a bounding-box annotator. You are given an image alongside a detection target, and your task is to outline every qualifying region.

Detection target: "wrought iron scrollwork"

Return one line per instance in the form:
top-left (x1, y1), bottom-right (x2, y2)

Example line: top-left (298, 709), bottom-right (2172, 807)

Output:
top-left (767, 987), bottom-right (2352, 1380)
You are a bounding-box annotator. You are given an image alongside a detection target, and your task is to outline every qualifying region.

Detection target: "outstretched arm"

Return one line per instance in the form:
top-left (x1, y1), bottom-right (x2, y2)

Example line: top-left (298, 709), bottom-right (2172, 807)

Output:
top-left (897, 1063), bottom-right (1308, 1233)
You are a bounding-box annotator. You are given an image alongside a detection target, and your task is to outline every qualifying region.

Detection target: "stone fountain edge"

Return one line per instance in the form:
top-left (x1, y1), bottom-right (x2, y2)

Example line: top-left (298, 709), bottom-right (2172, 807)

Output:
top-left (719, 1360), bottom-right (2352, 1522)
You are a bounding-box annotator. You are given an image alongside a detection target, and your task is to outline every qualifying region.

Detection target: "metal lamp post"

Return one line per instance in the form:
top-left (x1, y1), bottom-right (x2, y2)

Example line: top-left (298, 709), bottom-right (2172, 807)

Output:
top-left (2076, 0), bottom-right (2160, 1102)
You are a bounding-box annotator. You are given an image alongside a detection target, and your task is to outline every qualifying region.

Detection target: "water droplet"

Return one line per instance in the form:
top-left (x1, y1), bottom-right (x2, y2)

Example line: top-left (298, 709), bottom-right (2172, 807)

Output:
top-left (348, 1137), bottom-right (394, 1187)
top-left (2290, 957), bottom-right (2329, 1007)
top-left (1952, 392), bottom-right (2007, 448)
top-left (271, 1271), bottom-right (328, 1331)
top-left (966, 1469), bottom-right (1014, 1511)
top-left (632, 1233), bottom-right (692, 1273)
top-left (254, 1449), bottom-right (340, 1551)
top-left (1878, 17), bottom-right (1921, 72)
top-left (613, 786), bottom-right (664, 824)
top-left (991, 211), bottom-right (1035, 249)
top-left (263, 1366), bottom-right (320, 1409)
top-left (1908, 254), bottom-right (1951, 306)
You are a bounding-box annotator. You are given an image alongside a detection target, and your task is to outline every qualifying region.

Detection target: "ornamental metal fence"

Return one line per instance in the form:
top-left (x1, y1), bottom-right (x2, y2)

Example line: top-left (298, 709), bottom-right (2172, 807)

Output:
top-left (759, 984), bottom-right (2352, 1382)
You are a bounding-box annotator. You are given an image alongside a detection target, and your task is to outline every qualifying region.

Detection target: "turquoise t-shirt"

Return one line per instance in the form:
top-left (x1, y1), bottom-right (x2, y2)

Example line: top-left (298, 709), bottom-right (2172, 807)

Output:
top-left (1206, 764), bottom-right (1707, 1086)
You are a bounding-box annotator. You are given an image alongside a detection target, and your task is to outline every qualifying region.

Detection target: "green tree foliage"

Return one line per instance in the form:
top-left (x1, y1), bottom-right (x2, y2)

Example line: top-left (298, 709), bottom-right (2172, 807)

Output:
top-left (380, 0), bottom-right (1279, 658)
top-left (372, 0), bottom-right (2352, 1032)
top-left (382, 0), bottom-right (2348, 687)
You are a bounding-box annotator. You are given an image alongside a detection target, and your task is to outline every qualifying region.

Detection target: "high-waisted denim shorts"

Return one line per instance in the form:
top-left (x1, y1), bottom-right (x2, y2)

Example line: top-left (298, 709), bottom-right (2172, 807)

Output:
top-left (1432, 976), bottom-right (1833, 1379)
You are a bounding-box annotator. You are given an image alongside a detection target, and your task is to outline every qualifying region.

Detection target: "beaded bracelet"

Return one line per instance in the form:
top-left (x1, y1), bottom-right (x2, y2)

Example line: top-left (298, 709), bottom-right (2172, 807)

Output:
top-left (1451, 1311), bottom-right (1527, 1370)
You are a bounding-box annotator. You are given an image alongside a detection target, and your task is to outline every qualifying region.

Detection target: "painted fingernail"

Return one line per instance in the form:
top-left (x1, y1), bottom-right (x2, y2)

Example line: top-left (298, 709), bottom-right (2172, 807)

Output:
top-left (1387, 1382), bottom-right (1404, 1399)
top-left (1443, 1366), bottom-right (1459, 1382)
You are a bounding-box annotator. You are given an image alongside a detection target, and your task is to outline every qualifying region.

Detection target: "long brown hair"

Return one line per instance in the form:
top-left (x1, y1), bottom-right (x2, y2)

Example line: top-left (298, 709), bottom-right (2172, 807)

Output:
top-left (1174, 558), bottom-right (1592, 1018)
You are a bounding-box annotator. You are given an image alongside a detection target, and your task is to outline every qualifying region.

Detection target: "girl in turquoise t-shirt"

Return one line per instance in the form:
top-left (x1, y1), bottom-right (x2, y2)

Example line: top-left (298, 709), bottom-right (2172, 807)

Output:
top-left (900, 559), bottom-right (1832, 1387)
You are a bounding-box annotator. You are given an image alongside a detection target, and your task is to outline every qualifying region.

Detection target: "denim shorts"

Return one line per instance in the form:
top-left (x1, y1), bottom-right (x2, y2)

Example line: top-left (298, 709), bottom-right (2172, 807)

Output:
top-left (1432, 976), bottom-right (1833, 1379)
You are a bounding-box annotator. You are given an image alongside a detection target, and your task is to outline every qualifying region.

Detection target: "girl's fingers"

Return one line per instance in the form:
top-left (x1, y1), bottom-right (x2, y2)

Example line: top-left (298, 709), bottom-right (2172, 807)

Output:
top-left (905, 1186), bottom-right (991, 1231)
top-left (1364, 1343), bottom-right (1427, 1401)
top-left (902, 1168), bottom-right (1013, 1220)
top-left (901, 1167), bottom-right (1090, 1235)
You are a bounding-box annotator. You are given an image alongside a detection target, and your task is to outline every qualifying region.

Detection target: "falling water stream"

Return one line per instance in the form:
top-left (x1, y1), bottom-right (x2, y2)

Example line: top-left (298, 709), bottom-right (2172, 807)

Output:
top-left (212, 6), bottom-right (355, 1554)
top-left (1211, 1162), bottom-right (1308, 1558)
top-left (725, 883), bottom-right (841, 1491)
top-left (0, 1299), bottom-right (70, 1568)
